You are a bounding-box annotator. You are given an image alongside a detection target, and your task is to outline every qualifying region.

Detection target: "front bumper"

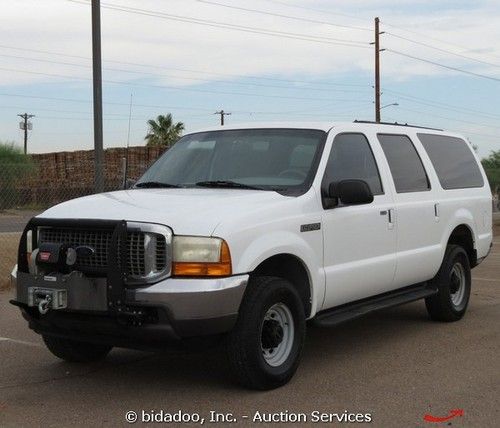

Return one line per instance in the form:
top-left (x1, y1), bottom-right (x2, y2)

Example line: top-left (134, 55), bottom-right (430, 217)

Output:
top-left (10, 266), bottom-right (248, 348)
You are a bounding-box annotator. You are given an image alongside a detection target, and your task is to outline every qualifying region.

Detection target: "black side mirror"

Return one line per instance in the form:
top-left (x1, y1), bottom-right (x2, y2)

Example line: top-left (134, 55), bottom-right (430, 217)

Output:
top-left (329, 179), bottom-right (374, 205)
top-left (125, 178), bottom-right (136, 189)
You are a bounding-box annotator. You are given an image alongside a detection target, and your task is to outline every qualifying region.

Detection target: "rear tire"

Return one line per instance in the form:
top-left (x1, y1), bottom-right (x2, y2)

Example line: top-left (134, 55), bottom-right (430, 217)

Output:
top-left (226, 276), bottom-right (306, 390)
top-left (425, 245), bottom-right (471, 322)
top-left (42, 335), bottom-right (112, 362)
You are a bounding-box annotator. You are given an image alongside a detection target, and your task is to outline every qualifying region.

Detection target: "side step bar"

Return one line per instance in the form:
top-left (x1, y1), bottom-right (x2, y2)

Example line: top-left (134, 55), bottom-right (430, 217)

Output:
top-left (314, 284), bottom-right (438, 328)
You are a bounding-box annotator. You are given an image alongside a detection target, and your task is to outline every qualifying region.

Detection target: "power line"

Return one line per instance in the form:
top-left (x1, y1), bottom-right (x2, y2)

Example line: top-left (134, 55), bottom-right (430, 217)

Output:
top-left (396, 106), bottom-right (500, 132)
top-left (382, 20), bottom-right (500, 63)
top-left (262, 0), bottom-right (371, 24)
top-left (0, 52), bottom-right (371, 94)
top-left (0, 104), bottom-right (141, 117)
top-left (0, 43), bottom-right (369, 88)
top-left (0, 92), bottom-right (373, 116)
top-left (382, 88), bottom-right (500, 120)
top-left (0, 66), bottom-right (372, 102)
top-left (66, 0), bottom-right (371, 49)
top-left (386, 49), bottom-right (500, 83)
top-left (383, 115), bottom-right (500, 141)
top-left (0, 92), bottom-right (218, 112)
top-left (196, 0), bottom-right (371, 33)
top-left (384, 32), bottom-right (500, 69)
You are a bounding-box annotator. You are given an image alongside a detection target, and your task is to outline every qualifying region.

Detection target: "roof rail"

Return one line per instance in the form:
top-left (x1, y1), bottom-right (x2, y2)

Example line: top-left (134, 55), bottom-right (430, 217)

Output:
top-left (353, 120), bottom-right (443, 132)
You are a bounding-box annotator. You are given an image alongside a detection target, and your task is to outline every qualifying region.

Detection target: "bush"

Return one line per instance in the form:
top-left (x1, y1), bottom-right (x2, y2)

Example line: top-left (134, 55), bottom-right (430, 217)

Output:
top-left (481, 151), bottom-right (500, 195)
top-left (0, 142), bottom-right (35, 210)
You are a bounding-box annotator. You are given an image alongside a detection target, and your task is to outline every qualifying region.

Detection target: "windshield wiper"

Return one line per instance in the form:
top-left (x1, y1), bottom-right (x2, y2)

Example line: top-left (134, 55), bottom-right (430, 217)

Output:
top-left (135, 181), bottom-right (181, 188)
top-left (195, 180), bottom-right (265, 190)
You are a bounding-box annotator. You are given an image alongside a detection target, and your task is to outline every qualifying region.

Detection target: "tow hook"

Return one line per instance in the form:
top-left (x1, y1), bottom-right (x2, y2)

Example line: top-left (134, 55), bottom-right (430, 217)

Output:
top-left (38, 295), bottom-right (52, 315)
top-left (28, 288), bottom-right (67, 313)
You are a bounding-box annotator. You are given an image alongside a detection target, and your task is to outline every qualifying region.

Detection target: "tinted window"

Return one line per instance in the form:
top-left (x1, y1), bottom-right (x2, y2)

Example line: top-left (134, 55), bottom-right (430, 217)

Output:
top-left (378, 134), bottom-right (430, 193)
top-left (323, 133), bottom-right (383, 195)
top-left (418, 133), bottom-right (484, 189)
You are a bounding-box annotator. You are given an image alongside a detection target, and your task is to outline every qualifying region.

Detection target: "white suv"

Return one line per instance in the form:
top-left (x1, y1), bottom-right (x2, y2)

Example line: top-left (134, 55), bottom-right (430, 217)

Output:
top-left (11, 122), bottom-right (493, 390)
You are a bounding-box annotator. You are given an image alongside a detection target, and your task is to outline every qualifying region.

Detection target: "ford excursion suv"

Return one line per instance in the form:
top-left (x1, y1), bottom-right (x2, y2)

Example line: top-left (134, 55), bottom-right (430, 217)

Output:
top-left (10, 121), bottom-right (493, 390)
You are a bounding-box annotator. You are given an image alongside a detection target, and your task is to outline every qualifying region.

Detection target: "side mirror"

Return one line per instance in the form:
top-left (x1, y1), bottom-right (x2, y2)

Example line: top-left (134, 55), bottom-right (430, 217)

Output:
top-left (125, 178), bottom-right (136, 189)
top-left (329, 179), bottom-right (374, 205)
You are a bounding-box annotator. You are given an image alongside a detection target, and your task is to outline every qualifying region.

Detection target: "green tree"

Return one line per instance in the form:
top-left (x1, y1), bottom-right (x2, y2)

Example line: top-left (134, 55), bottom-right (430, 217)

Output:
top-left (0, 142), bottom-right (35, 210)
top-left (145, 114), bottom-right (184, 148)
top-left (481, 150), bottom-right (500, 195)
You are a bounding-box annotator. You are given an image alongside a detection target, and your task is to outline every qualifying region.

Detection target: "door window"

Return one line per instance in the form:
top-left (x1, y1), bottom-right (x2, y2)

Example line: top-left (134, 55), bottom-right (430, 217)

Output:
top-left (322, 133), bottom-right (383, 196)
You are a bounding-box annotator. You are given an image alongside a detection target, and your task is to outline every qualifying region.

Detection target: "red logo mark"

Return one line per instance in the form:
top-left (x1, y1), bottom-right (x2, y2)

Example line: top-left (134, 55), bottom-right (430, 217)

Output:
top-left (39, 252), bottom-right (51, 261)
top-left (424, 409), bottom-right (464, 423)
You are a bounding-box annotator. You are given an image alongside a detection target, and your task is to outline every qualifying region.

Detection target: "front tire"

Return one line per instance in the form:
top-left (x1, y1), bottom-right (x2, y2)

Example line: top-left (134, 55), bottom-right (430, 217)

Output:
top-left (425, 245), bottom-right (471, 322)
top-left (227, 276), bottom-right (306, 390)
top-left (42, 335), bottom-right (112, 362)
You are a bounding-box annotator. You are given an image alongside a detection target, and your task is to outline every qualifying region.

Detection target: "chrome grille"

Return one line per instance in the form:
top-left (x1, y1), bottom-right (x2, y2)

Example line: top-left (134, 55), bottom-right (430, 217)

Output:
top-left (38, 227), bottom-right (167, 278)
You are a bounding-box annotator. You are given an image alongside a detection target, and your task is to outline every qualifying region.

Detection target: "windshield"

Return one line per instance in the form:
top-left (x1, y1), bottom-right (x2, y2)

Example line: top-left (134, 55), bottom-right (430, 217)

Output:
top-left (136, 128), bottom-right (326, 194)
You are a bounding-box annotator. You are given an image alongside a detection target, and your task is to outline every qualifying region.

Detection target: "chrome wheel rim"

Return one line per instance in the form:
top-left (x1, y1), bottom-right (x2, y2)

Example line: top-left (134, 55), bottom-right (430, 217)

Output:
top-left (450, 262), bottom-right (466, 307)
top-left (261, 303), bottom-right (294, 367)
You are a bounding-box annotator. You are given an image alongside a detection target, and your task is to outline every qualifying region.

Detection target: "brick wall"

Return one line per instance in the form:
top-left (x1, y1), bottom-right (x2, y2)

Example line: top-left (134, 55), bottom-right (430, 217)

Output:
top-left (15, 146), bottom-right (165, 207)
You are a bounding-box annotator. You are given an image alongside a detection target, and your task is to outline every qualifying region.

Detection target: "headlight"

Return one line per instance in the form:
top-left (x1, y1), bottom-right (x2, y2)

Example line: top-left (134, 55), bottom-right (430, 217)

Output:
top-left (172, 236), bottom-right (232, 277)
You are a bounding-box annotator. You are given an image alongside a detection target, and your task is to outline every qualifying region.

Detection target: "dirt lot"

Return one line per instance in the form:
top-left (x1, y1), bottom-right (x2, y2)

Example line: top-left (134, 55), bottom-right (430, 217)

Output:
top-left (0, 233), bottom-right (20, 290)
top-left (0, 225), bottom-right (498, 427)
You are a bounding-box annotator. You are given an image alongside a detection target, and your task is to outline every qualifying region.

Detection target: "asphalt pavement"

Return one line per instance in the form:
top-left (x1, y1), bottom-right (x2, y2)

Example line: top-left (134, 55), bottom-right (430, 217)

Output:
top-left (0, 211), bottom-right (40, 233)
top-left (0, 234), bottom-right (498, 427)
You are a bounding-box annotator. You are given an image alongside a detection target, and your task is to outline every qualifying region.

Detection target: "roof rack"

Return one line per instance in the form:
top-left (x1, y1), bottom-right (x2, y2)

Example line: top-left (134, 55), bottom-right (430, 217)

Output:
top-left (353, 120), bottom-right (443, 132)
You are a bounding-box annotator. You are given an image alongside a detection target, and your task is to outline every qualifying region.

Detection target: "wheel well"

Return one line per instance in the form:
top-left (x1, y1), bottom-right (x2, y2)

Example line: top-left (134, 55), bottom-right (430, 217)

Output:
top-left (448, 225), bottom-right (477, 267)
top-left (252, 254), bottom-right (312, 317)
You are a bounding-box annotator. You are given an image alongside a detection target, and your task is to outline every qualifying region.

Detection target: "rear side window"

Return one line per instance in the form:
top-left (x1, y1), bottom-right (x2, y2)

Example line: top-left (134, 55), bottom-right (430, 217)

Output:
top-left (417, 133), bottom-right (484, 189)
top-left (377, 134), bottom-right (430, 193)
top-left (323, 133), bottom-right (383, 195)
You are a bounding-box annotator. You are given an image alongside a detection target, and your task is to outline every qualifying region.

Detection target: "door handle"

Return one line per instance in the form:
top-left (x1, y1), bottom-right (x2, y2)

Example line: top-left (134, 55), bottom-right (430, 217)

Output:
top-left (434, 203), bottom-right (440, 222)
top-left (387, 208), bottom-right (395, 230)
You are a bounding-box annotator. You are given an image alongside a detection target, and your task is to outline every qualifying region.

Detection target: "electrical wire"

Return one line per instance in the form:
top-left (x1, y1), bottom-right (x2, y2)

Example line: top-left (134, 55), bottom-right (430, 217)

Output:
top-left (382, 20), bottom-right (500, 63)
top-left (386, 49), bottom-right (500, 83)
top-left (196, 0), bottom-right (372, 32)
top-left (382, 88), bottom-right (500, 120)
top-left (0, 66), bottom-right (372, 102)
top-left (0, 92), bottom-right (373, 116)
top-left (395, 106), bottom-right (500, 132)
top-left (65, 0), bottom-right (371, 49)
top-left (384, 32), bottom-right (500, 69)
top-left (262, 0), bottom-right (371, 24)
top-left (0, 53), bottom-right (371, 94)
top-left (0, 43), bottom-right (369, 89)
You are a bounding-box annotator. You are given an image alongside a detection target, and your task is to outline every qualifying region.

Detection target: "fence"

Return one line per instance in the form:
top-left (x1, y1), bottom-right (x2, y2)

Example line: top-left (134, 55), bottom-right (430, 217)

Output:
top-left (0, 146), bottom-right (165, 289)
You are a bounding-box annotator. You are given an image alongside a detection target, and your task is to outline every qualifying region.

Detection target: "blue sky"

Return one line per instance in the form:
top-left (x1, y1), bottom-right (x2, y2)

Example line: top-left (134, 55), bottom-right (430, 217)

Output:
top-left (1, 0), bottom-right (499, 158)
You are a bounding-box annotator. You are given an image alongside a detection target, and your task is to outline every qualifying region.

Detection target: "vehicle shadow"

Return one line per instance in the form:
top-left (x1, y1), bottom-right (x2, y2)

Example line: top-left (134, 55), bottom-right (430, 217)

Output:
top-left (58, 301), bottom-right (432, 392)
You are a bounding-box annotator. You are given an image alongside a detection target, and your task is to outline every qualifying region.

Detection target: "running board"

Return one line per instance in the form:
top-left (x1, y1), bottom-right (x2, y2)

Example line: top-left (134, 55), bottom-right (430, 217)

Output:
top-left (314, 284), bottom-right (438, 328)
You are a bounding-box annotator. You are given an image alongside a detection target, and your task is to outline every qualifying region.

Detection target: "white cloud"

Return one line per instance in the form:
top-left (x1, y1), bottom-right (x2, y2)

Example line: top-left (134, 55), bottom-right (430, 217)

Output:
top-left (1, 0), bottom-right (499, 87)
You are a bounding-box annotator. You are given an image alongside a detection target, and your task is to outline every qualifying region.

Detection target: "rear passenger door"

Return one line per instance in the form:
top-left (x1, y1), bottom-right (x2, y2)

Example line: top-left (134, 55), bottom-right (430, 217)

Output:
top-left (377, 133), bottom-right (442, 288)
top-left (322, 132), bottom-right (397, 308)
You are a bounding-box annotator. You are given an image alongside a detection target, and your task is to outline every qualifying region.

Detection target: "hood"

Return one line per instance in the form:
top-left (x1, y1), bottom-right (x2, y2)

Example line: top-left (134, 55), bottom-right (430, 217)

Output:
top-left (39, 188), bottom-right (289, 236)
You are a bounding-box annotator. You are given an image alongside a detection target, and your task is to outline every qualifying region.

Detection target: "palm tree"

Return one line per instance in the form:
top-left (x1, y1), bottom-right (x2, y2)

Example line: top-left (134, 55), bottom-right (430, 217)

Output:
top-left (145, 114), bottom-right (184, 148)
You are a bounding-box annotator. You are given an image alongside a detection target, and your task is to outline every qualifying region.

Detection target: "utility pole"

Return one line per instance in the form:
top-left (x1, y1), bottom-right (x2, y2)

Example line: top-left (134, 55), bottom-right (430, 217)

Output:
top-left (214, 110), bottom-right (231, 126)
top-left (92, 0), bottom-right (104, 193)
top-left (371, 17), bottom-right (385, 123)
top-left (18, 113), bottom-right (35, 155)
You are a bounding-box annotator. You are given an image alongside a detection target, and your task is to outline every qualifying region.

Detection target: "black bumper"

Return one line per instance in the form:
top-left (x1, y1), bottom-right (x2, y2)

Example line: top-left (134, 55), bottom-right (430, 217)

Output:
top-left (12, 301), bottom-right (236, 351)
